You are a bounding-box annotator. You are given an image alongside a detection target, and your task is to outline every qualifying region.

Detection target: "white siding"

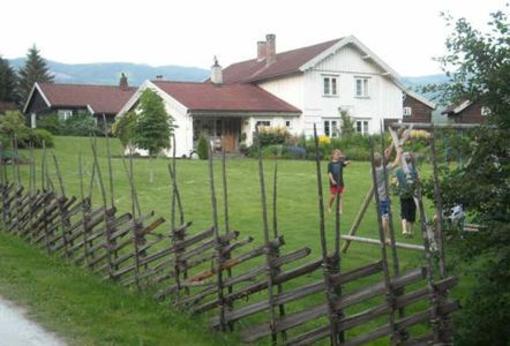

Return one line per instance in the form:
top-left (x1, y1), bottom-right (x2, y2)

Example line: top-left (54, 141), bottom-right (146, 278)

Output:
top-left (302, 44), bottom-right (402, 136)
top-left (124, 83), bottom-right (193, 158)
top-left (253, 44), bottom-right (403, 137)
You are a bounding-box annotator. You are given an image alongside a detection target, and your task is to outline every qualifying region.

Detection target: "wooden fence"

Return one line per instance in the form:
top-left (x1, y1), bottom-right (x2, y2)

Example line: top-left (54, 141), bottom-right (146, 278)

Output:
top-left (0, 127), bottom-right (458, 345)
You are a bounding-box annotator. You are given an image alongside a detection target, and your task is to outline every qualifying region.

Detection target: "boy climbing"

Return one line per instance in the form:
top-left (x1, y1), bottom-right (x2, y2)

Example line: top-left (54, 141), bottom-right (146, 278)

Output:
top-left (373, 145), bottom-right (402, 243)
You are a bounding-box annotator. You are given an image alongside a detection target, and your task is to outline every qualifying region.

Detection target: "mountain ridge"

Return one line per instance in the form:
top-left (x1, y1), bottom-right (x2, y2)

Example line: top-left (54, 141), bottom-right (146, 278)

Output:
top-left (8, 58), bottom-right (448, 89)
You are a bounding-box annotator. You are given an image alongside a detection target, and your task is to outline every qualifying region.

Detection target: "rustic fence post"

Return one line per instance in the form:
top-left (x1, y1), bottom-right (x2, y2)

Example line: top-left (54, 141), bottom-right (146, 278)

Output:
top-left (256, 130), bottom-right (279, 345)
top-left (368, 138), bottom-right (399, 344)
top-left (430, 126), bottom-right (446, 278)
top-left (414, 163), bottom-right (442, 344)
top-left (379, 124), bottom-right (407, 341)
top-left (91, 139), bottom-right (115, 279)
top-left (272, 161), bottom-right (287, 341)
top-left (207, 139), bottom-right (227, 331)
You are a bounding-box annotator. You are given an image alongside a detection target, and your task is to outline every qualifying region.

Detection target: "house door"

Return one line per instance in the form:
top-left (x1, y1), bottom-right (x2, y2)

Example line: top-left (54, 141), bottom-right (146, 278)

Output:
top-left (222, 119), bottom-right (240, 152)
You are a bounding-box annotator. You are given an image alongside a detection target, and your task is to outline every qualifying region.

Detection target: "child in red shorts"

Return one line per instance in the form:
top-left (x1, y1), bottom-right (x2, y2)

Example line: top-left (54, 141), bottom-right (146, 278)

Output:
top-left (328, 149), bottom-right (350, 214)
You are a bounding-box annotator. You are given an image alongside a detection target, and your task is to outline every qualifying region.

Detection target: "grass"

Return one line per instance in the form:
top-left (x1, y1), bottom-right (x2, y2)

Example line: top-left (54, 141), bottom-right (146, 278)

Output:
top-left (0, 136), bottom-right (461, 345)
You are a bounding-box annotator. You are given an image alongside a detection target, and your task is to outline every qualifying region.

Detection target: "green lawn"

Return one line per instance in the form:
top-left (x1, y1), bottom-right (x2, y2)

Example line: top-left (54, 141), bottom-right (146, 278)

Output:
top-left (0, 136), bottom-right (460, 345)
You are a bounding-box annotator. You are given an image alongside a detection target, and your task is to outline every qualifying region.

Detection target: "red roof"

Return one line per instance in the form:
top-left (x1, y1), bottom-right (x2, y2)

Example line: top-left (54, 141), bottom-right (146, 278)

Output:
top-left (222, 38), bottom-right (342, 84)
top-left (38, 83), bottom-right (136, 114)
top-left (152, 80), bottom-right (300, 114)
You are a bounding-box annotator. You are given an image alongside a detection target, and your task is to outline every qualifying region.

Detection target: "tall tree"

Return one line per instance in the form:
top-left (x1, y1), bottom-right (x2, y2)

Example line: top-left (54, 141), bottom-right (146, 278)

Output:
top-left (425, 8), bottom-right (510, 345)
top-left (133, 89), bottom-right (173, 183)
top-left (0, 56), bottom-right (17, 104)
top-left (16, 45), bottom-right (54, 104)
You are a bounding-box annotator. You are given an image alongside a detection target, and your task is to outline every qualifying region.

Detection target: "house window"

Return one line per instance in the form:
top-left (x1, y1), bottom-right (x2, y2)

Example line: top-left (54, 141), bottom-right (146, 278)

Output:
top-left (323, 76), bottom-right (338, 96)
top-left (403, 107), bottom-right (412, 117)
top-left (285, 120), bottom-right (291, 128)
top-left (355, 120), bottom-right (369, 135)
top-left (58, 109), bottom-right (73, 121)
top-left (355, 77), bottom-right (369, 97)
top-left (323, 119), bottom-right (339, 138)
top-left (481, 106), bottom-right (491, 116)
top-left (256, 121), bottom-right (271, 129)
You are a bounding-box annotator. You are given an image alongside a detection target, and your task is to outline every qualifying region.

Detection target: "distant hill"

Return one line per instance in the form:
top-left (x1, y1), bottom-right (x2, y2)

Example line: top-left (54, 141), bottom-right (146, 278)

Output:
top-left (8, 58), bottom-right (448, 90)
top-left (8, 58), bottom-right (209, 86)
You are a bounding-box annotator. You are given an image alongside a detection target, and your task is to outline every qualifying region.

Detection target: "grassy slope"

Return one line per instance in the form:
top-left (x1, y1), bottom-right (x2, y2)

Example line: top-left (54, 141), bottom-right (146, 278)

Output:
top-left (0, 233), bottom-right (235, 345)
top-left (0, 136), bottom-right (461, 345)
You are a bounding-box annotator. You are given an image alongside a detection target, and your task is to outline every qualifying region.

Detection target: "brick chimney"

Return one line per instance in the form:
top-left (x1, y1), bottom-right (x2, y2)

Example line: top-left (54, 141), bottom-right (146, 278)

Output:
top-left (265, 34), bottom-right (276, 65)
top-left (119, 72), bottom-right (128, 90)
top-left (257, 41), bottom-right (266, 61)
top-left (210, 56), bottom-right (223, 85)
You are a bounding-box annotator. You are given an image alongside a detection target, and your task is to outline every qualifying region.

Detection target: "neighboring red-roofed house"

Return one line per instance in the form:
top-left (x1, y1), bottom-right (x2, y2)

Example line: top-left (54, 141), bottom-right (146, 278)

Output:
top-left (23, 74), bottom-right (135, 128)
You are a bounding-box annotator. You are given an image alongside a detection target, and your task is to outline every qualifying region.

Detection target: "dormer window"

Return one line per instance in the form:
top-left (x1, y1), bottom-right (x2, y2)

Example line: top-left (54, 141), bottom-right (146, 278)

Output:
top-left (323, 76), bottom-right (338, 96)
top-left (355, 77), bottom-right (369, 98)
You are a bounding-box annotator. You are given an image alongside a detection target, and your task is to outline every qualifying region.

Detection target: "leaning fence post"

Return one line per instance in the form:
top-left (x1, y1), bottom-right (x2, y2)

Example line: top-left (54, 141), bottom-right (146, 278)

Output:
top-left (369, 138), bottom-right (399, 344)
top-left (312, 124), bottom-right (341, 346)
top-left (379, 123), bottom-right (406, 340)
top-left (256, 130), bottom-right (279, 345)
top-left (207, 139), bottom-right (227, 332)
top-left (272, 161), bottom-right (287, 341)
top-left (430, 126), bottom-right (447, 278)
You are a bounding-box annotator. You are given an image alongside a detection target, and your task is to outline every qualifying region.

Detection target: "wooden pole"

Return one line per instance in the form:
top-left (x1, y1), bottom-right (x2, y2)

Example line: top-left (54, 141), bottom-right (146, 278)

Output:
top-left (90, 139), bottom-right (115, 279)
top-left (379, 124), bottom-right (407, 340)
top-left (207, 139), bottom-right (226, 331)
top-left (272, 161), bottom-right (287, 341)
top-left (368, 138), bottom-right (399, 344)
top-left (256, 130), bottom-right (278, 345)
top-left (78, 152), bottom-right (92, 267)
top-left (430, 126), bottom-right (446, 278)
top-left (221, 145), bottom-right (234, 330)
top-left (312, 124), bottom-right (340, 346)
top-left (414, 165), bottom-right (442, 344)
top-left (102, 115), bottom-right (115, 209)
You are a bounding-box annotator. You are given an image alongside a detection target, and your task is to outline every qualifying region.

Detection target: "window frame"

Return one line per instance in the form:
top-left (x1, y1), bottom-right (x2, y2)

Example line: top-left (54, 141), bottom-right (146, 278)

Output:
top-left (354, 76), bottom-right (370, 98)
top-left (322, 75), bottom-right (339, 97)
top-left (403, 106), bottom-right (412, 117)
top-left (354, 119), bottom-right (369, 135)
top-left (323, 118), bottom-right (340, 138)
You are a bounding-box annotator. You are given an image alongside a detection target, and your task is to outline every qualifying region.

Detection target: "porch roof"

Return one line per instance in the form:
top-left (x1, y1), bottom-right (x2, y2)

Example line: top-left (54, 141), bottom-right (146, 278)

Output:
top-left (152, 80), bottom-right (301, 114)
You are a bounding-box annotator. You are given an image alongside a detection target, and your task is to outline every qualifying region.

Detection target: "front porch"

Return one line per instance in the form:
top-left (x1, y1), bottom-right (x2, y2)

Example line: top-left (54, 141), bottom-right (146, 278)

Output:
top-left (192, 117), bottom-right (245, 152)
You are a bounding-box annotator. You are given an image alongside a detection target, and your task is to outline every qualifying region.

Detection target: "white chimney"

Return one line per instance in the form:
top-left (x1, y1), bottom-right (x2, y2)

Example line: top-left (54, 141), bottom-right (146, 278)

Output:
top-left (210, 56), bottom-right (223, 85)
top-left (265, 34), bottom-right (276, 65)
top-left (257, 41), bottom-right (266, 61)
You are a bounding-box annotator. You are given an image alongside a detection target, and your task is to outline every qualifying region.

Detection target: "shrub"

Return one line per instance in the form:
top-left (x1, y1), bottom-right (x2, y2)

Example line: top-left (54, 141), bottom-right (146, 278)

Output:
top-left (61, 113), bottom-right (102, 136)
top-left (197, 135), bottom-right (209, 160)
top-left (256, 126), bottom-right (290, 146)
top-left (38, 114), bottom-right (61, 135)
top-left (27, 129), bottom-right (54, 148)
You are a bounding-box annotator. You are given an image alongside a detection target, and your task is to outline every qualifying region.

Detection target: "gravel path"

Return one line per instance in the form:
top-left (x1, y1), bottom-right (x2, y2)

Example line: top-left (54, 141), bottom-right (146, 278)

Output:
top-left (0, 297), bottom-right (66, 346)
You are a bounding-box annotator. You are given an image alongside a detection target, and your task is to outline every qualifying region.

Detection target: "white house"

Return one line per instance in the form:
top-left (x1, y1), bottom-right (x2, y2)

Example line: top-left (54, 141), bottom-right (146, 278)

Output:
top-left (119, 35), bottom-right (416, 157)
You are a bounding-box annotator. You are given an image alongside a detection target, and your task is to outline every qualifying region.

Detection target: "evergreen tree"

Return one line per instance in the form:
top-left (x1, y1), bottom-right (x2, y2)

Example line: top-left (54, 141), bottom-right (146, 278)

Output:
top-left (133, 89), bottom-right (173, 182)
top-left (0, 56), bottom-right (17, 104)
top-left (16, 45), bottom-right (54, 104)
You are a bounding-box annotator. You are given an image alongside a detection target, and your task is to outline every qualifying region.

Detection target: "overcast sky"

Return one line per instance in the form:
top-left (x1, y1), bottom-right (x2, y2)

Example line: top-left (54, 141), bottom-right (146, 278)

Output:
top-left (1, 0), bottom-right (506, 76)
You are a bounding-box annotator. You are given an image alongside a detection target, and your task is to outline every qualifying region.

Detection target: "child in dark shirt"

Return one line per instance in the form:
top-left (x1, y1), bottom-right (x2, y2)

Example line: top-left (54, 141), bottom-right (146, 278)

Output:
top-left (328, 149), bottom-right (350, 214)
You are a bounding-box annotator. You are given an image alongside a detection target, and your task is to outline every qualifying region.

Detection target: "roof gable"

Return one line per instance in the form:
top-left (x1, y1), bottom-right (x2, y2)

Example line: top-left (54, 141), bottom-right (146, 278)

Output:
top-left (150, 80), bottom-right (301, 114)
